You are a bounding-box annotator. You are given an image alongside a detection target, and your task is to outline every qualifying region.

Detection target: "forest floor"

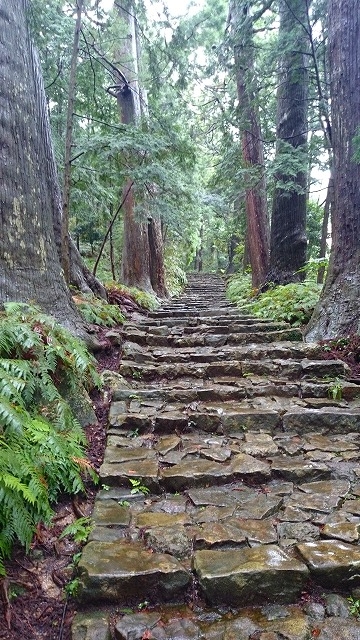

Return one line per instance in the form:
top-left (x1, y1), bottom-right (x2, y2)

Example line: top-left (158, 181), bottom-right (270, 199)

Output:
top-left (0, 322), bottom-right (359, 640)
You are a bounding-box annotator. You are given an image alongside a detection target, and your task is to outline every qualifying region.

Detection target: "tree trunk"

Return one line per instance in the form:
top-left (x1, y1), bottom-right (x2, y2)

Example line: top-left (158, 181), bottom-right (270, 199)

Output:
top-left (231, 1), bottom-right (270, 289)
top-left (317, 174), bottom-right (333, 284)
top-left (226, 234), bottom-right (240, 274)
top-left (0, 0), bottom-right (87, 335)
top-left (121, 180), bottom-right (153, 291)
top-left (148, 218), bottom-right (168, 297)
top-left (267, 0), bottom-right (308, 285)
top-left (61, 0), bottom-right (84, 283)
top-left (115, 0), bottom-right (166, 296)
top-left (306, 0), bottom-right (360, 340)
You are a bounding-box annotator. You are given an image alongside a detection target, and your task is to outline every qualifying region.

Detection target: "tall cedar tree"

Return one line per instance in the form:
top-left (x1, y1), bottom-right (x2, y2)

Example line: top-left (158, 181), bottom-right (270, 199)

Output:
top-left (266, 0), bottom-right (308, 285)
top-left (306, 0), bottom-right (360, 339)
top-left (0, 0), bottom-right (90, 334)
top-left (230, 0), bottom-right (270, 289)
top-left (115, 0), bottom-right (167, 297)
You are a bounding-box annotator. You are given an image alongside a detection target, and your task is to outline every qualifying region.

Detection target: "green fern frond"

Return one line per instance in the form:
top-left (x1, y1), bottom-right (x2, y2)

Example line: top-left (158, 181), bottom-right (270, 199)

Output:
top-left (0, 303), bottom-right (100, 573)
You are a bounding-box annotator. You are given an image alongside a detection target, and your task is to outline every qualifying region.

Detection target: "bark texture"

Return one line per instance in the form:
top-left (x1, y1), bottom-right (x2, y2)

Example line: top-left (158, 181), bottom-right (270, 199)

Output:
top-left (306, 0), bottom-right (360, 340)
top-left (231, 1), bottom-right (270, 289)
top-left (116, 1), bottom-right (167, 297)
top-left (0, 0), bottom-right (86, 333)
top-left (121, 181), bottom-right (153, 291)
top-left (61, 0), bottom-right (84, 283)
top-left (267, 0), bottom-right (308, 285)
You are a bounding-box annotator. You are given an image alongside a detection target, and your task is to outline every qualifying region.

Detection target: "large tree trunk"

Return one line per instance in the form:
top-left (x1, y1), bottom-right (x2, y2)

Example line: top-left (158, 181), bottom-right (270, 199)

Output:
top-left (121, 180), bottom-right (153, 291)
top-left (306, 0), bottom-right (360, 340)
top-left (115, 0), bottom-right (166, 296)
top-left (231, 1), bottom-right (270, 289)
top-left (267, 0), bottom-right (308, 285)
top-left (148, 217), bottom-right (168, 297)
top-left (0, 0), bottom-right (87, 335)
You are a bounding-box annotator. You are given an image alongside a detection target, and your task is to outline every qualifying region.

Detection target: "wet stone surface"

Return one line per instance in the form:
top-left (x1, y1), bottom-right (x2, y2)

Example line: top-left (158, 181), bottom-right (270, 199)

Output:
top-left (74, 274), bottom-right (360, 638)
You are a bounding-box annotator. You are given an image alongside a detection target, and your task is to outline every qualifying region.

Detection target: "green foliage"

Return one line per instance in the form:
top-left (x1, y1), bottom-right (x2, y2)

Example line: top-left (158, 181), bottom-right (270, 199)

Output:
top-left (65, 577), bottom-right (81, 597)
top-left (328, 378), bottom-right (343, 401)
top-left (306, 201), bottom-right (327, 260)
top-left (164, 247), bottom-right (188, 296)
top-left (73, 294), bottom-right (125, 327)
top-left (226, 274), bottom-right (253, 303)
top-left (227, 276), bottom-right (321, 326)
top-left (348, 596), bottom-right (360, 618)
top-left (60, 516), bottom-right (92, 543)
top-left (129, 478), bottom-right (150, 496)
top-left (0, 304), bottom-right (99, 574)
top-left (107, 283), bottom-right (159, 311)
top-left (297, 257), bottom-right (329, 280)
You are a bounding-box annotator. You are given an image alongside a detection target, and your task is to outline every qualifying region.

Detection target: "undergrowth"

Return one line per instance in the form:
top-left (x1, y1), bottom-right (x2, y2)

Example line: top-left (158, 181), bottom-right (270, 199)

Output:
top-left (0, 303), bottom-right (100, 575)
top-left (106, 282), bottom-right (159, 310)
top-left (73, 293), bottom-right (125, 326)
top-left (227, 274), bottom-right (321, 326)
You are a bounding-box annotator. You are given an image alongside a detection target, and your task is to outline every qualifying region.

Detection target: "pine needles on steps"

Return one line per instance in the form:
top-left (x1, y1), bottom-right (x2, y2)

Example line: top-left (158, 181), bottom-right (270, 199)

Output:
top-left (0, 303), bottom-right (100, 575)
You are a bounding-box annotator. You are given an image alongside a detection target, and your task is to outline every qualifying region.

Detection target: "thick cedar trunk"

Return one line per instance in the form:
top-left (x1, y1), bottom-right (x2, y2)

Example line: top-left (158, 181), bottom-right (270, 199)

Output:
top-left (0, 0), bottom-right (87, 334)
top-left (116, 1), bottom-right (167, 296)
top-left (267, 0), bottom-right (308, 285)
top-left (231, 2), bottom-right (270, 289)
top-left (306, 0), bottom-right (360, 340)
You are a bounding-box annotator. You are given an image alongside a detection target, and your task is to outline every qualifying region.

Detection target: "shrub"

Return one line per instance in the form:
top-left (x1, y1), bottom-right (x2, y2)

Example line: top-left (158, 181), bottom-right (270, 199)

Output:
top-left (106, 282), bottom-right (159, 311)
top-left (226, 274), bottom-right (253, 303)
top-left (73, 294), bottom-right (125, 326)
top-left (0, 303), bottom-right (99, 574)
top-left (226, 275), bottom-right (321, 326)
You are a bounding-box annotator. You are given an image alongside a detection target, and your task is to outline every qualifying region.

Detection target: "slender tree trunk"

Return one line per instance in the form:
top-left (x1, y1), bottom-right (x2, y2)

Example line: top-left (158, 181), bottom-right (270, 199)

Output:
top-left (0, 0), bottom-right (87, 335)
top-left (317, 174), bottom-right (333, 284)
top-left (226, 234), bottom-right (240, 274)
top-left (231, 1), bottom-right (270, 289)
top-left (267, 0), bottom-right (309, 285)
top-left (109, 207), bottom-right (116, 281)
top-left (61, 0), bottom-right (84, 283)
top-left (306, 0), bottom-right (360, 340)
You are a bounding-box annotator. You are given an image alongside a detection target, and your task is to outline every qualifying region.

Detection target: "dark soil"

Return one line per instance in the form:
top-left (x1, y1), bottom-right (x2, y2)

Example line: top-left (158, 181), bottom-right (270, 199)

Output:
top-left (0, 324), bottom-right (359, 639)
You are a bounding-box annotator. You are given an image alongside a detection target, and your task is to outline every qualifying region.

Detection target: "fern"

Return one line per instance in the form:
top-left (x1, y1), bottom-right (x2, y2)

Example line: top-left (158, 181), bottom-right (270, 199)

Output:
top-left (0, 304), bottom-right (100, 574)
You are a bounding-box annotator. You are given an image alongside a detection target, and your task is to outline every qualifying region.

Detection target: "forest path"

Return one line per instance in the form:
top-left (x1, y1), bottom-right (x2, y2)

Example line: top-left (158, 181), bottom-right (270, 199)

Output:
top-left (73, 274), bottom-right (360, 639)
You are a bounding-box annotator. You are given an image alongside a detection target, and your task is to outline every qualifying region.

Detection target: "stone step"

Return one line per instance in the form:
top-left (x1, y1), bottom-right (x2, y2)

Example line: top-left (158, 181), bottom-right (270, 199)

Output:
top-left (130, 320), bottom-right (289, 334)
top-left (131, 315), bottom-right (279, 328)
top-left (108, 397), bottom-right (360, 436)
top-left (123, 327), bottom-right (303, 347)
top-left (118, 357), bottom-right (348, 381)
top-left (72, 604), bottom-right (360, 640)
top-left (113, 379), bottom-right (360, 403)
top-left (122, 341), bottom-right (341, 368)
top-left (138, 321), bottom-right (291, 335)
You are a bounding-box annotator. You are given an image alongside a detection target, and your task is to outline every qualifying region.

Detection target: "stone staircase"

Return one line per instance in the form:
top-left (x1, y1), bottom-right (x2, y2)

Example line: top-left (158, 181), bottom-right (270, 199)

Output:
top-left (73, 274), bottom-right (360, 640)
